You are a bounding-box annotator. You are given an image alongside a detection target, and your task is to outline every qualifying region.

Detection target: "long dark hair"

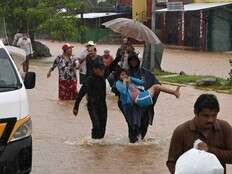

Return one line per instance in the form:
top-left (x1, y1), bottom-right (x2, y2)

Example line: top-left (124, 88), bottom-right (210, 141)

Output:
top-left (116, 68), bottom-right (128, 81)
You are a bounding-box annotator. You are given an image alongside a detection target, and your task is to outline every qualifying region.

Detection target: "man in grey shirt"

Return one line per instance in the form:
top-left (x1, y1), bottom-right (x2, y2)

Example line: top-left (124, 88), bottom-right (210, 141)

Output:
top-left (17, 33), bottom-right (33, 73)
top-left (12, 28), bottom-right (23, 46)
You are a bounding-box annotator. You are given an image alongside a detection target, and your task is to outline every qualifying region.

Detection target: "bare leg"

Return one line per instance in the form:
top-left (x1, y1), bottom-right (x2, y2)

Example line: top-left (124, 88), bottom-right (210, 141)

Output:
top-left (23, 56), bottom-right (29, 73)
top-left (148, 84), bottom-right (180, 98)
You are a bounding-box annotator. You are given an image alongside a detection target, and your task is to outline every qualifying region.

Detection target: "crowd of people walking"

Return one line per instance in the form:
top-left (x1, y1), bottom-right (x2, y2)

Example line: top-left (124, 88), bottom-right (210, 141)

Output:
top-left (44, 38), bottom-right (181, 143)
top-left (11, 30), bottom-right (232, 173)
top-left (41, 39), bottom-right (232, 174)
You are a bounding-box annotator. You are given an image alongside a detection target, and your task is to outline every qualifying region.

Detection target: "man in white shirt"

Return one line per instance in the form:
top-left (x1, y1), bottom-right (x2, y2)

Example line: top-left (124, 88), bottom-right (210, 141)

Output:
top-left (17, 33), bottom-right (33, 73)
top-left (76, 41), bottom-right (95, 84)
top-left (12, 29), bottom-right (23, 46)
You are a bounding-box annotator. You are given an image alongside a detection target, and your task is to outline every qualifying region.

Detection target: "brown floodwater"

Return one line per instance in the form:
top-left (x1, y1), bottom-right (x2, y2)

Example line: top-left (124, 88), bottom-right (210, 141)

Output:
top-left (30, 41), bottom-right (232, 174)
top-left (40, 40), bottom-right (232, 78)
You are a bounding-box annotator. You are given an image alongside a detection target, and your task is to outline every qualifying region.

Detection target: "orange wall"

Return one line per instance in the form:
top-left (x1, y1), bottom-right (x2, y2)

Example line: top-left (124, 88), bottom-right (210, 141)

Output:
top-left (132, 0), bottom-right (147, 21)
top-left (147, 0), bottom-right (152, 19)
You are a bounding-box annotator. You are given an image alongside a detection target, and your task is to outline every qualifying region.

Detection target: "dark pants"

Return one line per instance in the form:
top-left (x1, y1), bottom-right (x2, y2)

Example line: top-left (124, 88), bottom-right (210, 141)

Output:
top-left (127, 114), bottom-right (149, 143)
top-left (23, 55), bottom-right (30, 73)
top-left (87, 103), bottom-right (107, 139)
top-left (140, 112), bottom-right (149, 139)
top-left (79, 73), bottom-right (86, 84)
top-left (118, 100), bottom-right (149, 143)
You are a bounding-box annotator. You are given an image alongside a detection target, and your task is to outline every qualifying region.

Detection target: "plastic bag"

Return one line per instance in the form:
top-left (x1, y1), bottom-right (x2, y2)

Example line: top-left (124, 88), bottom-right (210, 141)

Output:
top-left (175, 148), bottom-right (224, 174)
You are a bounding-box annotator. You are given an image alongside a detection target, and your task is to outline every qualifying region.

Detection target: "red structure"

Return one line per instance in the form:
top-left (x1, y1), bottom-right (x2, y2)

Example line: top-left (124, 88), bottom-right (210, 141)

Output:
top-left (147, 0), bottom-right (152, 19)
top-left (118, 0), bottom-right (132, 6)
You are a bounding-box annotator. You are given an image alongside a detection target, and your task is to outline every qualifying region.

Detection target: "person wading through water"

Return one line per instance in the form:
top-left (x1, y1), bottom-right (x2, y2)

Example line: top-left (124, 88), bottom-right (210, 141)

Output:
top-left (47, 43), bottom-right (78, 100)
top-left (110, 52), bottom-right (160, 143)
top-left (73, 62), bottom-right (107, 139)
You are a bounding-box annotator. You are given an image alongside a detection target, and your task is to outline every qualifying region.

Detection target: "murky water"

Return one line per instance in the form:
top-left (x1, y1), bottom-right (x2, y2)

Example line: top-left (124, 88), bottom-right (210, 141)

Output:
top-left (30, 41), bottom-right (232, 174)
top-left (39, 40), bottom-right (232, 78)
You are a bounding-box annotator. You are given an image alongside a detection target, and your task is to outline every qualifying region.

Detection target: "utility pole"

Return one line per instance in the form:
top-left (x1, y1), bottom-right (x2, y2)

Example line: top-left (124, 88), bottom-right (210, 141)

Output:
top-left (80, 12), bottom-right (84, 43)
top-left (142, 0), bottom-right (163, 71)
top-left (150, 0), bottom-right (156, 70)
top-left (151, 0), bottom-right (156, 34)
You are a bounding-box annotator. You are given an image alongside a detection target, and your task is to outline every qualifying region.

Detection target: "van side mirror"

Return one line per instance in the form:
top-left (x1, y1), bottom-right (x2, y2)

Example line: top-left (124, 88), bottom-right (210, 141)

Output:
top-left (24, 72), bottom-right (36, 89)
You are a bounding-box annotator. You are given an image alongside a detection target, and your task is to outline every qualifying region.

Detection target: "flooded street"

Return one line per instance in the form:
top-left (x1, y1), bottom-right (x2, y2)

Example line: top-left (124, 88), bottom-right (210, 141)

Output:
top-left (40, 40), bottom-right (232, 78)
top-left (30, 41), bottom-right (232, 174)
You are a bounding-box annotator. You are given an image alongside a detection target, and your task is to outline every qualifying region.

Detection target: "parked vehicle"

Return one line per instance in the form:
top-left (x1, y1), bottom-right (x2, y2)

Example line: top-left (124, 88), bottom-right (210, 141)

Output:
top-left (0, 40), bottom-right (35, 174)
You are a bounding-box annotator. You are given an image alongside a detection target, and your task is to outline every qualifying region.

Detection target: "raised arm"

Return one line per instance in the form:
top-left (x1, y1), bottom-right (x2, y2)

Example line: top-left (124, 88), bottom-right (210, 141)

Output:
top-left (108, 54), bottom-right (122, 74)
top-left (115, 80), bottom-right (128, 95)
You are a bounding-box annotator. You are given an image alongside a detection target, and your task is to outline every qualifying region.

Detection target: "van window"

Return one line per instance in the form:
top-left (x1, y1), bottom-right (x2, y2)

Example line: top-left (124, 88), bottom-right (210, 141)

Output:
top-left (0, 48), bottom-right (21, 92)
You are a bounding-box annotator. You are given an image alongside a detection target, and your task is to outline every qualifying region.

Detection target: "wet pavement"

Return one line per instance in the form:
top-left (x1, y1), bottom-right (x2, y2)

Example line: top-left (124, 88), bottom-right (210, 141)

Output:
top-left (30, 41), bottom-right (232, 174)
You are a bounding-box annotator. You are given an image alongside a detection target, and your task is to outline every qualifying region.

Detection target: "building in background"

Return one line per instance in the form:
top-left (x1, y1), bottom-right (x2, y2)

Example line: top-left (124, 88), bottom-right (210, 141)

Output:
top-left (132, 0), bottom-right (147, 21)
top-left (118, 0), bottom-right (132, 5)
top-left (131, 0), bottom-right (232, 51)
top-left (155, 0), bottom-right (232, 51)
top-left (76, 12), bottom-right (130, 43)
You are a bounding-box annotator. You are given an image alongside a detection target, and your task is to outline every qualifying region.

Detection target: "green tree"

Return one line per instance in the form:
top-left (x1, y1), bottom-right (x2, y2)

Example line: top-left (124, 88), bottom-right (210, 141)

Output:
top-left (0, 0), bottom-right (86, 41)
top-left (98, 0), bottom-right (117, 8)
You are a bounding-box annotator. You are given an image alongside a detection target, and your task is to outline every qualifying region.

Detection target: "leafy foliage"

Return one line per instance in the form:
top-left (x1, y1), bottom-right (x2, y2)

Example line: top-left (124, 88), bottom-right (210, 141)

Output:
top-left (97, 0), bottom-right (117, 7)
top-left (228, 59), bottom-right (232, 85)
top-left (0, 0), bottom-right (88, 41)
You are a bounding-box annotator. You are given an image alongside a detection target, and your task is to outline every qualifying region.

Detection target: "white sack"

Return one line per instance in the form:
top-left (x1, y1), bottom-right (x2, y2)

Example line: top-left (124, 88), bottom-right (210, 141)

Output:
top-left (175, 148), bottom-right (224, 174)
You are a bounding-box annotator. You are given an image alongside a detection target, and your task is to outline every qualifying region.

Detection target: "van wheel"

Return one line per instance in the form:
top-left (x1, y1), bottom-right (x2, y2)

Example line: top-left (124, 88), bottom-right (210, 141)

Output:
top-left (24, 72), bottom-right (36, 89)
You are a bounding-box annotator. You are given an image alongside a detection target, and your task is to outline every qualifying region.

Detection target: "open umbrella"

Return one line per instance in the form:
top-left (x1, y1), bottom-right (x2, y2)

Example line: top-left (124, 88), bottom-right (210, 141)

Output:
top-left (102, 18), bottom-right (161, 44)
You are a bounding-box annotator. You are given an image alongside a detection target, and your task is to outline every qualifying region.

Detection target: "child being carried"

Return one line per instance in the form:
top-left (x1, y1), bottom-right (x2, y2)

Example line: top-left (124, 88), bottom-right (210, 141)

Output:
top-left (115, 69), bottom-right (180, 108)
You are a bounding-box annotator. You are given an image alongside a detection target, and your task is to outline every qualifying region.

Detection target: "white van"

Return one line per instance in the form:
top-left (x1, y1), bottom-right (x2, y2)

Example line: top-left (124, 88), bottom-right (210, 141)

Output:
top-left (0, 40), bottom-right (35, 173)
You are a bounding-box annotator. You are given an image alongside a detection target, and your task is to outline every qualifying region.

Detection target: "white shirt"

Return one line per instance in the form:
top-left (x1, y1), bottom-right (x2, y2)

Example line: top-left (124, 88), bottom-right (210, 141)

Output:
top-left (76, 50), bottom-right (88, 74)
top-left (12, 33), bottom-right (23, 46)
top-left (17, 37), bottom-right (33, 56)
